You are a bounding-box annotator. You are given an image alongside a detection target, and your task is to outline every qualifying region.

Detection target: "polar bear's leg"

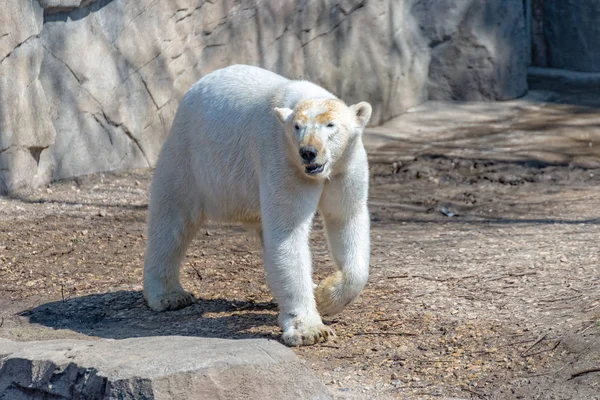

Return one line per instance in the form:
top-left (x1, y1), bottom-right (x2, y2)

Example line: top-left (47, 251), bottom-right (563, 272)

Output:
top-left (143, 187), bottom-right (202, 312)
top-left (260, 187), bottom-right (334, 346)
top-left (315, 162), bottom-right (370, 316)
top-left (315, 205), bottom-right (370, 316)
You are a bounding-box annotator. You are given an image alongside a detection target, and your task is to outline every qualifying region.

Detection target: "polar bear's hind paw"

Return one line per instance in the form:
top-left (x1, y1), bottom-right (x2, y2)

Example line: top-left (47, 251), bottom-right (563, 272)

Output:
top-left (146, 290), bottom-right (196, 312)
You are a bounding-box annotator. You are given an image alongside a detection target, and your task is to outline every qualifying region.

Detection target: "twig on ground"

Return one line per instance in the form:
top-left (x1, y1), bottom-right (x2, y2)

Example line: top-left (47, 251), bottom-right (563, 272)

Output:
top-left (525, 340), bottom-right (561, 357)
top-left (521, 333), bottom-right (547, 356)
top-left (485, 271), bottom-right (537, 282)
top-left (0, 317), bottom-right (4, 328)
top-left (509, 271), bottom-right (537, 277)
top-left (461, 386), bottom-right (487, 398)
top-left (190, 264), bottom-right (203, 281)
top-left (538, 295), bottom-right (582, 303)
top-left (414, 392), bottom-right (444, 397)
top-left (387, 274), bottom-right (478, 282)
top-left (231, 248), bottom-right (254, 253)
top-left (353, 331), bottom-right (417, 336)
top-left (568, 367), bottom-right (600, 380)
top-left (232, 300), bottom-right (255, 311)
top-left (50, 248), bottom-right (74, 257)
top-left (501, 338), bottom-right (539, 348)
top-left (412, 275), bottom-right (445, 281)
top-left (579, 322), bottom-right (597, 335)
top-left (318, 344), bottom-right (340, 349)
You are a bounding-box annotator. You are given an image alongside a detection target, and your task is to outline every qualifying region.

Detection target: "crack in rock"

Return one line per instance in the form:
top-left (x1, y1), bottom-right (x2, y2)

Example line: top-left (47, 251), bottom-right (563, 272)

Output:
top-left (42, 0), bottom-right (111, 22)
top-left (0, 34), bottom-right (40, 64)
top-left (138, 72), bottom-right (159, 110)
top-left (90, 111), bottom-right (151, 166)
top-left (42, 44), bottom-right (84, 84)
top-left (429, 34), bottom-right (453, 49)
top-left (300, 0), bottom-right (366, 48)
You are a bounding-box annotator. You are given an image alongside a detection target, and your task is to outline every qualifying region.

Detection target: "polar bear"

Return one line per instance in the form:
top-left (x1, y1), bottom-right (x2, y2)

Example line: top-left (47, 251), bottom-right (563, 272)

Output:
top-left (143, 64), bottom-right (371, 346)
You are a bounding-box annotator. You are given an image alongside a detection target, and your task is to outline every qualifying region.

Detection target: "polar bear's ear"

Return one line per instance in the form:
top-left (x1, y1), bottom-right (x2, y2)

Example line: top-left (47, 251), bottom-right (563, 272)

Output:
top-left (274, 107), bottom-right (294, 125)
top-left (350, 102), bottom-right (372, 129)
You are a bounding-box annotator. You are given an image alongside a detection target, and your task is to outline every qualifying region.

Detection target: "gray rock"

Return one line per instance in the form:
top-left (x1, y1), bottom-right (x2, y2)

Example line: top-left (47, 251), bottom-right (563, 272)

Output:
top-left (39, 1), bottom-right (99, 14)
top-left (0, 336), bottom-right (333, 400)
top-left (414, 0), bottom-right (528, 101)
top-left (543, 0), bottom-right (600, 72)
top-left (0, 0), bottom-right (43, 63)
top-left (0, 29), bottom-right (55, 194)
top-left (530, 0), bottom-right (547, 67)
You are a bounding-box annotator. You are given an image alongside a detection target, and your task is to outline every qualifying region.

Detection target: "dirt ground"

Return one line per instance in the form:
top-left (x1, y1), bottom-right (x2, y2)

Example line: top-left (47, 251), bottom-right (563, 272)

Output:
top-left (2, 81), bottom-right (600, 399)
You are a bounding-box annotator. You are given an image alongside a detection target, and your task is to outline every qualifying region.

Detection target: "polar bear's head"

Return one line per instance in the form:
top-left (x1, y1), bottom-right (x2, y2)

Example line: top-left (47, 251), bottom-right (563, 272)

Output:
top-left (274, 99), bottom-right (372, 179)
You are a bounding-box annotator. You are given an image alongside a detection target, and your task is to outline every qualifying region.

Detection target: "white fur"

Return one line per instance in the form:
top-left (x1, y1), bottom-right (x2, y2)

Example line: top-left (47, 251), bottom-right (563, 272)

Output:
top-left (143, 64), bottom-right (371, 346)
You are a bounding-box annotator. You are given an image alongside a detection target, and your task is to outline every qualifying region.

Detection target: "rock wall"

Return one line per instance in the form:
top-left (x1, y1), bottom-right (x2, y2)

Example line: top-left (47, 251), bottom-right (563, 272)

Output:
top-left (415, 0), bottom-right (528, 101)
top-left (531, 0), bottom-right (600, 72)
top-left (0, 0), bottom-right (528, 194)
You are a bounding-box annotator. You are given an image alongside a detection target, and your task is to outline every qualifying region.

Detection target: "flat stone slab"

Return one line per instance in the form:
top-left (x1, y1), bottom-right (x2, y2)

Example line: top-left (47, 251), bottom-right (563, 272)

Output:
top-left (0, 336), bottom-right (332, 400)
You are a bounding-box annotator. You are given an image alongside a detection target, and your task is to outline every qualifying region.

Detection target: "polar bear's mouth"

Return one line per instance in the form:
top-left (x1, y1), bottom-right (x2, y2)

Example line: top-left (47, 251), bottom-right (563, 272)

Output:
top-left (305, 163), bottom-right (325, 175)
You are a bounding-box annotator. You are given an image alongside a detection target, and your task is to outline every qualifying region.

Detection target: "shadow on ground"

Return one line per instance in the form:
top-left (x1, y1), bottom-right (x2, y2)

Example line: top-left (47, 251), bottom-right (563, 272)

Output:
top-left (20, 291), bottom-right (279, 341)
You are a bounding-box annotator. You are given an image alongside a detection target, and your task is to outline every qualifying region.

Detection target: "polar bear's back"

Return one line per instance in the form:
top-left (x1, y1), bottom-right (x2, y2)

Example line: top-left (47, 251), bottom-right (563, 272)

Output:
top-left (169, 65), bottom-right (336, 163)
top-left (180, 65), bottom-right (286, 141)
top-left (178, 65), bottom-right (336, 145)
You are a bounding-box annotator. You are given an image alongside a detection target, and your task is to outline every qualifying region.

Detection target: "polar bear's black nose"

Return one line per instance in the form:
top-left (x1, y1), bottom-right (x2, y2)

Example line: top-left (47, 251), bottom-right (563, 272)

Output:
top-left (300, 146), bottom-right (318, 163)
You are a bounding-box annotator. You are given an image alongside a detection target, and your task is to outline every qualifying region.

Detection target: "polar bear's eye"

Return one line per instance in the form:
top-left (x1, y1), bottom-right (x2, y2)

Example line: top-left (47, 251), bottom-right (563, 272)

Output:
top-left (326, 123), bottom-right (335, 128)
top-left (294, 123), bottom-right (301, 130)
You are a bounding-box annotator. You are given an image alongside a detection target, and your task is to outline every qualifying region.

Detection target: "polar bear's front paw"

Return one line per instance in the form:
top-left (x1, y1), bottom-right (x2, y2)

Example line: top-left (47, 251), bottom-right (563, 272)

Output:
top-left (282, 323), bottom-right (336, 347)
top-left (146, 290), bottom-right (195, 312)
top-left (315, 271), bottom-right (347, 316)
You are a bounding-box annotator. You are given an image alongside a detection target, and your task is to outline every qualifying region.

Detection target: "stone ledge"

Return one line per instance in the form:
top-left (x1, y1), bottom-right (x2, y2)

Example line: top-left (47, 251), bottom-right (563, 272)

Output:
top-left (0, 336), bottom-right (333, 400)
top-left (529, 66), bottom-right (600, 86)
top-left (38, 0), bottom-right (99, 14)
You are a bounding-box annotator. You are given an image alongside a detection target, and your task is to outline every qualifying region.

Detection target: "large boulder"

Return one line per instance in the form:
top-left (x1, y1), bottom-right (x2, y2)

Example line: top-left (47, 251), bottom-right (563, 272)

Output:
top-left (0, 0), bottom-right (528, 193)
top-left (0, 336), bottom-right (333, 400)
top-left (0, 0), bottom-right (54, 194)
top-left (413, 0), bottom-right (528, 101)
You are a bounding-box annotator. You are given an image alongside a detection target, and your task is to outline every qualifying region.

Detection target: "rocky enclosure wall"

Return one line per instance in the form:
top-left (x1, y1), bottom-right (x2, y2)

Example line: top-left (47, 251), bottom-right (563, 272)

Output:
top-left (531, 0), bottom-right (600, 72)
top-left (0, 0), bottom-right (527, 194)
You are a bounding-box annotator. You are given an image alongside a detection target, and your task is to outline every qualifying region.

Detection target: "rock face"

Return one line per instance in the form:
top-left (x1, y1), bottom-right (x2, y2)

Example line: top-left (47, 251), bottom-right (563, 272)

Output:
top-left (0, 0), bottom-right (528, 194)
top-left (0, 337), bottom-right (333, 400)
top-left (413, 0), bottom-right (528, 101)
top-left (541, 0), bottom-right (600, 72)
